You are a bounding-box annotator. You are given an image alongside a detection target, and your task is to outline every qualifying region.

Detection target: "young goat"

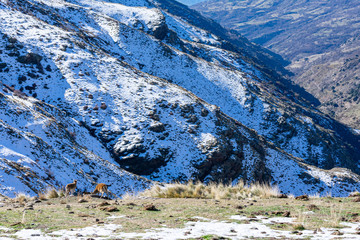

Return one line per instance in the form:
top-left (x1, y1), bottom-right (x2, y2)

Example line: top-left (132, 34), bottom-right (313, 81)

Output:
top-left (65, 180), bottom-right (77, 196)
top-left (92, 183), bottom-right (110, 199)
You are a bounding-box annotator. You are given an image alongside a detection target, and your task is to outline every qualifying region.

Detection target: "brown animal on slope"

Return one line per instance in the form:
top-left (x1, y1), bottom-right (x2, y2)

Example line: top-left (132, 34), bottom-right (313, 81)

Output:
top-left (92, 183), bottom-right (110, 199)
top-left (65, 180), bottom-right (77, 196)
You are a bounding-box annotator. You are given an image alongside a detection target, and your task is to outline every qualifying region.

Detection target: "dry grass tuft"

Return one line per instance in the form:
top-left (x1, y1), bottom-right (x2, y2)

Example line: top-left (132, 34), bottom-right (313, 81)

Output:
top-left (121, 192), bottom-right (138, 200)
top-left (14, 192), bottom-right (31, 205)
top-left (141, 181), bottom-right (280, 200)
top-left (349, 191), bottom-right (360, 197)
top-left (38, 187), bottom-right (65, 200)
top-left (47, 189), bottom-right (59, 199)
top-left (38, 192), bottom-right (47, 200)
top-left (293, 223), bottom-right (305, 231)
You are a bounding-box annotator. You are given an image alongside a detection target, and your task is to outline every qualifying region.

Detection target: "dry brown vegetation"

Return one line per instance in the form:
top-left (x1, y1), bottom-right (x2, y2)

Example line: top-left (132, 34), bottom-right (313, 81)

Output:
top-left (141, 181), bottom-right (280, 200)
top-left (13, 193), bottom-right (31, 205)
top-left (38, 187), bottom-right (65, 200)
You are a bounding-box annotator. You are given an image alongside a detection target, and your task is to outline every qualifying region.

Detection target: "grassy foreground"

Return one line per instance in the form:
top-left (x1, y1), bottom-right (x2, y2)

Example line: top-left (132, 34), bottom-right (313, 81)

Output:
top-left (0, 183), bottom-right (360, 237)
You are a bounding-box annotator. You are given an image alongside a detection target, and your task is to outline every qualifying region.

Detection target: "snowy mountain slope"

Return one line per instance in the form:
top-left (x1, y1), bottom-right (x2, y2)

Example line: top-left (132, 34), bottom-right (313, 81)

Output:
top-left (0, 0), bottom-right (359, 196)
top-left (0, 91), bottom-right (152, 197)
top-left (54, 0), bottom-right (360, 171)
top-left (1, 72), bottom-right (359, 198)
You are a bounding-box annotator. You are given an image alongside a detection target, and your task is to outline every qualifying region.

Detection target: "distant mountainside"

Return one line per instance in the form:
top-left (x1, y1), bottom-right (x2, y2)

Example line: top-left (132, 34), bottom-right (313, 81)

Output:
top-left (0, 0), bottom-right (360, 197)
top-left (175, 0), bottom-right (205, 6)
top-left (193, 0), bottom-right (360, 129)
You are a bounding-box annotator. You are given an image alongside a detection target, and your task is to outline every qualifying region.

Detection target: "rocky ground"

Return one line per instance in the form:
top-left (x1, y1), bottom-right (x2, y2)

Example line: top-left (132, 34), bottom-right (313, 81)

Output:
top-left (1, 194), bottom-right (360, 239)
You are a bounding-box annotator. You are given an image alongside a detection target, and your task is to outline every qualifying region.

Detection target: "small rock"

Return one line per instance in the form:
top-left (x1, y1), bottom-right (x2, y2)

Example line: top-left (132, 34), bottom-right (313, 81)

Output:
top-left (78, 198), bottom-right (87, 203)
top-left (149, 122), bottom-right (165, 133)
top-left (100, 102), bottom-right (107, 110)
top-left (17, 53), bottom-right (42, 65)
top-left (10, 222), bottom-right (21, 226)
top-left (295, 195), bottom-right (309, 201)
top-left (278, 194), bottom-right (288, 198)
top-left (8, 37), bottom-right (17, 43)
top-left (200, 108), bottom-right (209, 117)
top-left (100, 206), bottom-right (119, 212)
top-left (0, 63), bottom-right (7, 69)
top-left (282, 211), bottom-right (291, 217)
top-left (331, 230), bottom-right (343, 235)
top-left (307, 204), bottom-right (319, 211)
top-left (97, 201), bottom-right (110, 207)
top-left (78, 213), bottom-right (91, 217)
top-left (143, 204), bottom-right (159, 211)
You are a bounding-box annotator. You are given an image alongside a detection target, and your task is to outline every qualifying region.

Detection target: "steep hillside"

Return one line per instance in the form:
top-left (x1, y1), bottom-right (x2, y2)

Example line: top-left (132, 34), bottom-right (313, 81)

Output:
top-left (0, 91), bottom-right (152, 197)
top-left (0, 0), bottom-right (359, 196)
top-left (193, 0), bottom-right (360, 128)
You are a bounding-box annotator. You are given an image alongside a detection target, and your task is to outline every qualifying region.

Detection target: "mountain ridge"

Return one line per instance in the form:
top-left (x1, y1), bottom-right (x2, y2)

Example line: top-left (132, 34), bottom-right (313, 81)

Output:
top-left (192, 0), bottom-right (360, 129)
top-left (0, 0), bottom-right (359, 197)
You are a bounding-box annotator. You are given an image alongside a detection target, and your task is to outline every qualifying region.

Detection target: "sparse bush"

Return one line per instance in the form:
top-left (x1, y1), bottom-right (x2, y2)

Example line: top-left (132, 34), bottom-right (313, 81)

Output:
top-left (293, 224), bottom-right (305, 231)
top-left (140, 181), bottom-right (280, 200)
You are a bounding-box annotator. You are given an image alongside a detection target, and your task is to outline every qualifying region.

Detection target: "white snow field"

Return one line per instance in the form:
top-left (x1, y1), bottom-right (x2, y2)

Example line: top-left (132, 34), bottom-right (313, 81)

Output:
top-left (0, 215), bottom-right (359, 239)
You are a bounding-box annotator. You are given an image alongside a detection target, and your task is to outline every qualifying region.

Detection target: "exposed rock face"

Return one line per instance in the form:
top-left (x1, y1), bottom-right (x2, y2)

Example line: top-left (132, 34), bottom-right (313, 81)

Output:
top-left (0, 0), bottom-right (359, 197)
top-left (17, 53), bottom-right (42, 65)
